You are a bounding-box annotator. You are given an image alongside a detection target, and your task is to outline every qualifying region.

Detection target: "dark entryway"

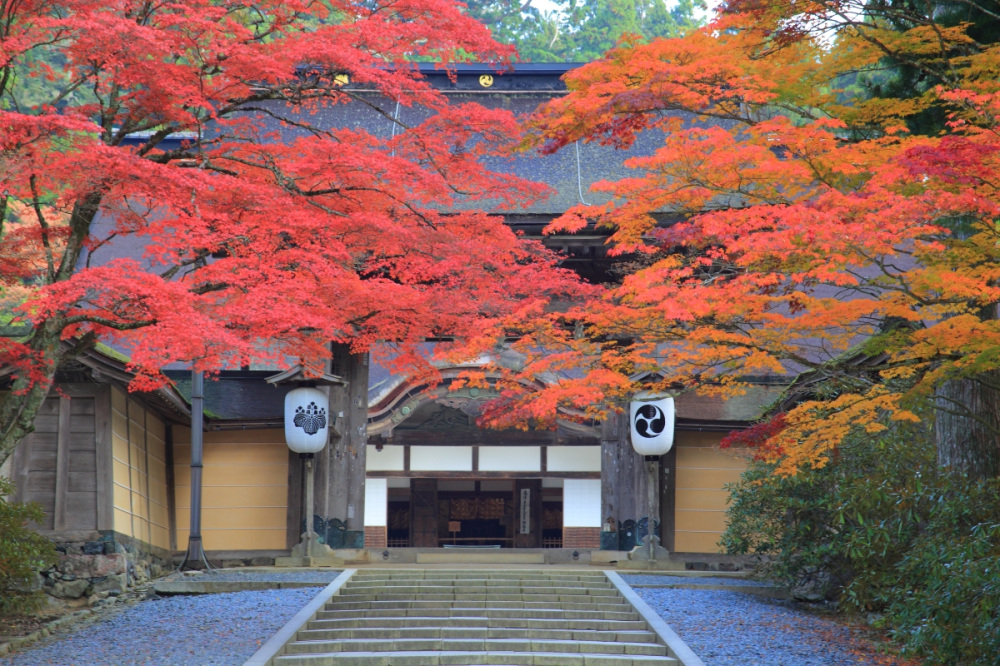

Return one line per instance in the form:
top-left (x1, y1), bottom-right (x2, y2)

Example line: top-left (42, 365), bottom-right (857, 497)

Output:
top-left (392, 478), bottom-right (565, 548)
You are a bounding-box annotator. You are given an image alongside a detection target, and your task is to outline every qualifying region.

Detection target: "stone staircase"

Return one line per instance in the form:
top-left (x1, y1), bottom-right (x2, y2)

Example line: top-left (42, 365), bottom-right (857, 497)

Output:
top-left (268, 569), bottom-right (682, 665)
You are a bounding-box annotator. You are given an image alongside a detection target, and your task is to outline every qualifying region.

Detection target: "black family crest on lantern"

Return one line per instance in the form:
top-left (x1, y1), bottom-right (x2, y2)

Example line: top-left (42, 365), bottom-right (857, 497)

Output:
top-left (633, 404), bottom-right (666, 439)
top-left (283, 386), bottom-right (331, 454)
top-left (293, 401), bottom-right (327, 435)
top-left (629, 395), bottom-right (675, 456)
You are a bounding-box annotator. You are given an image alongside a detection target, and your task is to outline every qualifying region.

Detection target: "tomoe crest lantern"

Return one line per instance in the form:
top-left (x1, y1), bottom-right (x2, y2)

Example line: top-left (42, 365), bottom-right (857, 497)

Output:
top-left (629, 394), bottom-right (675, 456)
top-left (284, 387), bottom-right (329, 453)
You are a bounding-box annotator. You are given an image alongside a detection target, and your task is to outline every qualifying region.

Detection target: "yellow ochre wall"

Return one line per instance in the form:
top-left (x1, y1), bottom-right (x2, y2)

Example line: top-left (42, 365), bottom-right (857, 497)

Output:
top-left (172, 428), bottom-right (288, 551)
top-left (111, 387), bottom-right (171, 549)
top-left (673, 431), bottom-right (748, 553)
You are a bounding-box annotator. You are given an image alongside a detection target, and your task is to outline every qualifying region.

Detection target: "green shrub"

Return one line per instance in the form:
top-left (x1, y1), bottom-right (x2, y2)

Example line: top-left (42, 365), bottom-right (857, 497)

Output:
top-left (879, 479), bottom-right (1000, 664)
top-left (722, 421), bottom-right (935, 601)
top-left (721, 421), bottom-right (1000, 664)
top-left (0, 477), bottom-right (58, 616)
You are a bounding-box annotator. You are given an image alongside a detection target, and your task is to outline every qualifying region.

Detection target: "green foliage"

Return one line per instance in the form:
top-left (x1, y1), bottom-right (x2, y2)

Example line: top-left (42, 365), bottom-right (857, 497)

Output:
top-left (0, 477), bottom-right (57, 616)
top-left (879, 480), bottom-right (1000, 664)
top-left (461, 0), bottom-right (702, 62)
top-left (722, 420), bottom-right (1000, 664)
top-left (857, 0), bottom-right (1000, 136)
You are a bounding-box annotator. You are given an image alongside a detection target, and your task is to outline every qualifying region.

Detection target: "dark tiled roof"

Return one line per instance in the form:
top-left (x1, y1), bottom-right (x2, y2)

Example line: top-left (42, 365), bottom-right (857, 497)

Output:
top-left (165, 370), bottom-right (291, 421)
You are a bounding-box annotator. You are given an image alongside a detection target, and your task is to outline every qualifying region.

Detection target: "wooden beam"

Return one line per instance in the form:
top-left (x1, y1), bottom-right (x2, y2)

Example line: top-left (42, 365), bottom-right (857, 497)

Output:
top-left (53, 397), bottom-right (72, 530)
top-left (59, 384), bottom-right (101, 398)
top-left (365, 470), bottom-right (600, 479)
top-left (164, 419), bottom-right (177, 551)
top-left (10, 424), bottom-right (29, 505)
top-left (383, 430), bottom-right (597, 447)
top-left (94, 386), bottom-right (113, 532)
top-left (660, 445), bottom-right (677, 551)
top-left (286, 449), bottom-right (303, 549)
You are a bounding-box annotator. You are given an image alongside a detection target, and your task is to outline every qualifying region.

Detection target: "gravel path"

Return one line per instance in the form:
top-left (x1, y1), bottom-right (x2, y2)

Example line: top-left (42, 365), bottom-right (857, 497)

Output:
top-left (633, 587), bottom-right (909, 666)
top-left (620, 574), bottom-right (776, 587)
top-left (2, 570), bottom-right (909, 666)
top-left (0, 587), bottom-right (320, 666)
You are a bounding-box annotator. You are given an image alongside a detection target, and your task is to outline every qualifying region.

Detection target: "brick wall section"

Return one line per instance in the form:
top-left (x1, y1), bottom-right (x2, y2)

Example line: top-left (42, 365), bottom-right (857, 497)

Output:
top-left (562, 527), bottom-right (600, 549)
top-left (365, 526), bottom-right (387, 548)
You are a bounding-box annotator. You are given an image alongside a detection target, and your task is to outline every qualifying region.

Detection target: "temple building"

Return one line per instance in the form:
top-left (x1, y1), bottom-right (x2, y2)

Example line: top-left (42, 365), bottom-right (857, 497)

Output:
top-left (1, 64), bottom-right (781, 567)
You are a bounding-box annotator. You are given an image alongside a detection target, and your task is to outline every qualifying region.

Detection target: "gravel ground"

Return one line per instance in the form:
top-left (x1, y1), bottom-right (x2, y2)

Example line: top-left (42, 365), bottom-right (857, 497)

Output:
top-left (634, 587), bottom-right (910, 666)
top-left (2, 570), bottom-right (908, 666)
top-left (620, 574), bottom-right (776, 587)
top-left (0, 587), bottom-right (321, 666)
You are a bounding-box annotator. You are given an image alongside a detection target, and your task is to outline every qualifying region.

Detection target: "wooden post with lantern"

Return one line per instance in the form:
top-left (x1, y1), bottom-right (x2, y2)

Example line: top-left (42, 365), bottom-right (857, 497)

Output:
top-left (629, 394), bottom-right (675, 562)
top-left (266, 367), bottom-right (345, 566)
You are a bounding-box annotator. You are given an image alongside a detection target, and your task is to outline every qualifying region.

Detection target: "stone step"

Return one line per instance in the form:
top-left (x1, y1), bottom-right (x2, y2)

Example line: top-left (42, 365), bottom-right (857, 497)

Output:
top-left (336, 592), bottom-right (619, 602)
top-left (286, 637), bottom-right (669, 656)
top-left (344, 580), bottom-right (611, 589)
top-left (350, 570), bottom-right (609, 576)
top-left (296, 627), bottom-right (658, 643)
top-left (306, 616), bottom-right (650, 631)
top-left (342, 583), bottom-right (616, 591)
top-left (415, 552), bottom-right (547, 564)
top-left (249, 569), bottom-right (696, 666)
top-left (274, 651), bottom-right (677, 665)
top-left (314, 607), bottom-right (640, 621)
top-left (332, 593), bottom-right (623, 604)
top-left (347, 575), bottom-right (609, 584)
top-left (325, 600), bottom-right (631, 613)
top-left (349, 573), bottom-right (611, 579)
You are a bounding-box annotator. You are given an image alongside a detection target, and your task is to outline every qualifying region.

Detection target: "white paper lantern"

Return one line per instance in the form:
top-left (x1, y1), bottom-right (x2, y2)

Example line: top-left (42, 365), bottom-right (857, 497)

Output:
top-left (284, 387), bottom-right (329, 453)
top-left (629, 395), bottom-right (675, 456)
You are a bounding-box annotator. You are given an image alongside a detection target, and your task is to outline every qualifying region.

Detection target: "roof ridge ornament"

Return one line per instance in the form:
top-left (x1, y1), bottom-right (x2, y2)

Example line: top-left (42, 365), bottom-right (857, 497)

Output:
top-left (265, 365), bottom-right (345, 387)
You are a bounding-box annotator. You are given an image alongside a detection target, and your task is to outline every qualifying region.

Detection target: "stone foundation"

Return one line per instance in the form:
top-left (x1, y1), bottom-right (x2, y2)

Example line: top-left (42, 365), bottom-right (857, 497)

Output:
top-left (562, 527), bottom-right (600, 549)
top-left (364, 526), bottom-right (387, 548)
top-left (40, 531), bottom-right (173, 602)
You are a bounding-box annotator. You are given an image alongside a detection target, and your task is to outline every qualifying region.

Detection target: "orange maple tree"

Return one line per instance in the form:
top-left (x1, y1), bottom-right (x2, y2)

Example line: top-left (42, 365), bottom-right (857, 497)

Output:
top-left (489, 6), bottom-right (1000, 477)
top-left (0, 0), bottom-right (588, 464)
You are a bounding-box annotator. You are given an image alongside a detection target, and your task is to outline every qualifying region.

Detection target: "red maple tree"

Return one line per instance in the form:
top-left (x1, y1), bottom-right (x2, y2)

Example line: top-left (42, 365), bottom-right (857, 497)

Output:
top-left (0, 0), bottom-right (589, 464)
top-left (486, 9), bottom-right (1000, 477)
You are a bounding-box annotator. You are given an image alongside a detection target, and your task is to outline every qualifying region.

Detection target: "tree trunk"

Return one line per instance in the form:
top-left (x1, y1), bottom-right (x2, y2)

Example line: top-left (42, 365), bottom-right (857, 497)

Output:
top-left (0, 322), bottom-right (63, 466)
top-left (0, 192), bottom-right (99, 468)
top-left (934, 372), bottom-right (1000, 480)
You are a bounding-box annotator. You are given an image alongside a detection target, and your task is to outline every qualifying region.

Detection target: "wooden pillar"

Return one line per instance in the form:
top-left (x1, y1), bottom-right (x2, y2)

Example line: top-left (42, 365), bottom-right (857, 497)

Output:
top-left (644, 456), bottom-right (659, 558)
top-left (660, 445), bottom-right (677, 551)
top-left (601, 409), bottom-right (634, 528)
top-left (286, 450), bottom-right (303, 548)
top-left (325, 345), bottom-right (369, 533)
top-left (619, 421), bottom-right (640, 524)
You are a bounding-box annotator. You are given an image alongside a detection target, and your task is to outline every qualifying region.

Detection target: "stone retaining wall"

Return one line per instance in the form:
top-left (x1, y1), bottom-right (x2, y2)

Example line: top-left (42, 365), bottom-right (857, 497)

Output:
top-left (37, 532), bottom-right (173, 603)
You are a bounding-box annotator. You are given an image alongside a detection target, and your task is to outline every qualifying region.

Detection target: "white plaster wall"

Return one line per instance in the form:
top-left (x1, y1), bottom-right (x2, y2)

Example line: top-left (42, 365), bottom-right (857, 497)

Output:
top-left (541, 478), bottom-right (564, 488)
top-left (366, 445), bottom-right (405, 471)
top-left (410, 446), bottom-right (472, 471)
top-left (563, 479), bottom-right (601, 527)
top-left (387, 478), bottom-right (411, 489)
top-left (364, 478), bottom-right (388, 526)
top-left (478, 446), bottom-right (540, 472)
top-left (546, 446), bottom-right (601, 472)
